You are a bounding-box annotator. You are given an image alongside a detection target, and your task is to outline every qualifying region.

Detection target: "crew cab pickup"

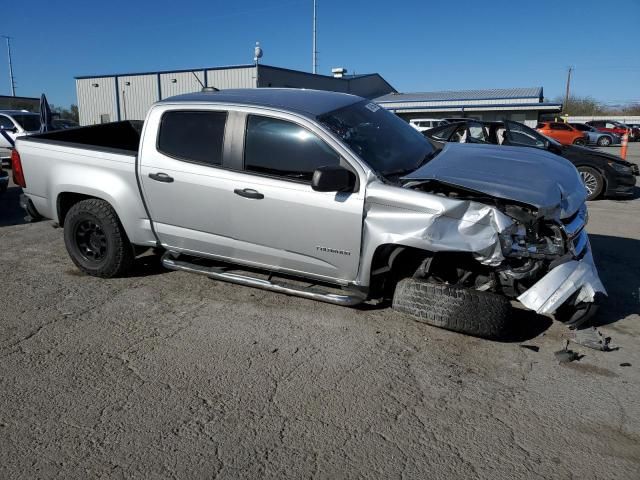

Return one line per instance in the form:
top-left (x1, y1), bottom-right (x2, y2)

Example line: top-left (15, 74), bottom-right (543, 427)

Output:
top-left (14, 89), bottom-right (605, 338)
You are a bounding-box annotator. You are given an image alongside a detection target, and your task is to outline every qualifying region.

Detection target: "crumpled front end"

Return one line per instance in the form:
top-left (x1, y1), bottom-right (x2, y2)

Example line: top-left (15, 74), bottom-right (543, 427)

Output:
top-left (361, 179), bottom-right (606, 318)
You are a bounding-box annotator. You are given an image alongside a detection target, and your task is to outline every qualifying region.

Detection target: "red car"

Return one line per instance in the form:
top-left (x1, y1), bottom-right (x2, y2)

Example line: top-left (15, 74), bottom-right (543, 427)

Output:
top-left (586, 120), bottom-right (638, 141)
top-left (536, 122), bottom-right (587, 145)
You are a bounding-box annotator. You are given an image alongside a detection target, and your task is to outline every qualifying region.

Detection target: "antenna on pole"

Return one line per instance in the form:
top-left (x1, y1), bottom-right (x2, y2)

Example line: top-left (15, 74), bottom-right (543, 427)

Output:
top-left (254, 41), bottom-right (263, 66)
top-left (1, 35), bottom-right (16, 96)
top-left (312, 0), bottom-right (318, 74)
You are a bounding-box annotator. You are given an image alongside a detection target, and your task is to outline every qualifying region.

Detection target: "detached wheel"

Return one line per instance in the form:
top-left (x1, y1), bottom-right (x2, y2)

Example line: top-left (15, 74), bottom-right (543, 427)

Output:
top-left (392, 278), bottom-right (511, 339)
top-left (577, 166), bottom-right (604, 200)
top-left (573, 138), bottom-right (586, 146)
top-left (63, 199), bottom-right (134, 278)
top-left (596, 135), bottom-right (612, 147)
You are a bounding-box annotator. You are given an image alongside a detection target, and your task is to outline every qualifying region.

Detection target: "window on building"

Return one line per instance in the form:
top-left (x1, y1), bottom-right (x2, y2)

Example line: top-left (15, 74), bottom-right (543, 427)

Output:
top-left (244, 115), bottom-right (340, 182)
top-left (157, 110), bottom-right (227, 166)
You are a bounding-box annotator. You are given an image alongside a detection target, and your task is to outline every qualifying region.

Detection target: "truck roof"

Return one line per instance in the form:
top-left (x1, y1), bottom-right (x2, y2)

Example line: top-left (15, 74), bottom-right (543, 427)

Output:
top-left (159, 88), bottom-right (364, 118)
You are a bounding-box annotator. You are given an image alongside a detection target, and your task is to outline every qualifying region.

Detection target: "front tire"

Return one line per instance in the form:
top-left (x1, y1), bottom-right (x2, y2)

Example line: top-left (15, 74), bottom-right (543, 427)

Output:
top-left (63, 199), bottom-right (134, 278)
top-left (577, 166), bottom-right (604, 200)
top-left (573, 138), bottom-right (586, 146)
top-left (392, 278), bottom-right (511, 339)
top-left (596, 135), bottom-right (612, 147)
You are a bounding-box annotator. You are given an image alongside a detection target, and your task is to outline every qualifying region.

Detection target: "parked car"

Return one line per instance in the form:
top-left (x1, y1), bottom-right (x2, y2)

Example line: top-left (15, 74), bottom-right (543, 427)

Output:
top-left (569, 123), bottom-right (621, 147)
top-left (0, 110), bottom-right (41, 161)
top-left (536, 121), bottom-right (587, 146)
top-left (409, 118), bottom-right (447, 132)
top-left (424, 119), bottom-right (638, 200)
top-left (14, 89), bottom-right (604, 336)
top-left (586, 120), bottom-right (639, 141)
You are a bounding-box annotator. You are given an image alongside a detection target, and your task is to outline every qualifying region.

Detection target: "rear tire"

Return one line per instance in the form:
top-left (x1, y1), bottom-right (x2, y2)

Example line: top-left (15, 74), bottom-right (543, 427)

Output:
top-left (63, 199), bottom-right (134, 278)
top-left (596, 135), bottom-right (612, 147)
top-left (392, 278), bottom-right (511, 339)
top-left (577, 166), bottom-right (604, 200)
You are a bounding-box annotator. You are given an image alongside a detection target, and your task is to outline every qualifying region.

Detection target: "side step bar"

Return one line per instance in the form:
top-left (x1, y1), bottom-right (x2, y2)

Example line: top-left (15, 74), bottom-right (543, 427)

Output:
top-left (161, 254), bottom-right (366, 307)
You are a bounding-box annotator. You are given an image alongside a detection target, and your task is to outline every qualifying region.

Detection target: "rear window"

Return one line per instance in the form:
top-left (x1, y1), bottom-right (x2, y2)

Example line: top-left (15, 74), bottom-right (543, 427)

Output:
top-left (535, 123), bottom-right (545, 129)
top-left (157, 111), bottom-right (227, 165)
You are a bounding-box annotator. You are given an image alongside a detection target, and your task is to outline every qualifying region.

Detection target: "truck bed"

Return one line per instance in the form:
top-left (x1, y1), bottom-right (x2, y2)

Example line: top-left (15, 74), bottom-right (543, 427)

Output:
top-left (22, 121), bottom-right (143, 155)
top-left (15, 120), bottom-right (156, 246)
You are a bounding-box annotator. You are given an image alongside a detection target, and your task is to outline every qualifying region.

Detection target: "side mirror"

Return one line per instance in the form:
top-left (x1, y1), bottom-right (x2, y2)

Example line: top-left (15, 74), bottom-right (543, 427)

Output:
top-left (0, 126), bottom-right (17, 133)
top-left (311, 165), bottom-right (356, 193)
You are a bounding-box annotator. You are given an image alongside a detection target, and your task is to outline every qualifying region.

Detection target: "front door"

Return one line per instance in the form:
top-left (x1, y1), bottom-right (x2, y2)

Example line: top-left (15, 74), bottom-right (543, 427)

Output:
top-left (226, 113), bottom-right (364, 283)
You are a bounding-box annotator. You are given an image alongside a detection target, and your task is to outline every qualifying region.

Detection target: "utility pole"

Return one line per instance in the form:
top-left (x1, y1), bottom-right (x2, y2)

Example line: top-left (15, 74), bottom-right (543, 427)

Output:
top-left (312, 0), bottom-right (318, 74)
top-left (563, 66), bottom-right (572, 114)
top-left (1, 35), bottom-right (16, 96)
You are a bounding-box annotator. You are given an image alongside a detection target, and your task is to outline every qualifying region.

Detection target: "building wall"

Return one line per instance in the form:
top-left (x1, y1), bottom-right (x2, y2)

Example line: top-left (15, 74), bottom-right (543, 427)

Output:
top-left (206, 67), bottom-right (256, 90)
top-left (160, 71), bottom-right (205, 99)
top-left (568, 115), bottom-right (640, 124)
top-left (258, 67), bottom-right (349, 93)
top-left (117, 74), bottom-right (159, 121)
top-left (396, 110), bottom-right (540, 127)
top-left (76, 77), bottom-right (118, 125)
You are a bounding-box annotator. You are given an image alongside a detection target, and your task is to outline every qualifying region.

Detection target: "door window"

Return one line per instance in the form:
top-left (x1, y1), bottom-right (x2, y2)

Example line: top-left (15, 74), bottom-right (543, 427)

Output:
top-left (430, 123), bottom-right (459, 141)
top-left (244, 115), bottom-right (340, 182)
top-left (467, 123), bottom-right (489, 143)
top-left (505, 121), bottom-right (547, 148)
top-left (550, 123), bottom-right (571, 130)
top-left (157, 110), bottom-right (227, 166)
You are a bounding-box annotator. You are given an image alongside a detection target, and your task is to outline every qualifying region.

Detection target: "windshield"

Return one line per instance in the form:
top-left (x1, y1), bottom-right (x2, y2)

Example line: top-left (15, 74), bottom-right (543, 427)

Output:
top-left (13, 114), bottom-right (41, 132)
top-left (318, 100), bottom-right (435, 176)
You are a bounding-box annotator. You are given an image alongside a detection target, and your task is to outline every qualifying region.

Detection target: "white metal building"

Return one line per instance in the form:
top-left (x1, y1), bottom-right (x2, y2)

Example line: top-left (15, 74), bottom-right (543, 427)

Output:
top-left (375, 87), bottom-right (562, 127)
top-left (75, 64), bottom-right (395, 125)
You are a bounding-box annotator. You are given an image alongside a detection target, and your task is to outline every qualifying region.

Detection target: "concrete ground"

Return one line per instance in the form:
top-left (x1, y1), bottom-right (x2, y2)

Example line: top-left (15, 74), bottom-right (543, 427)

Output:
top-left (1, 144), bottom-right (639, 479)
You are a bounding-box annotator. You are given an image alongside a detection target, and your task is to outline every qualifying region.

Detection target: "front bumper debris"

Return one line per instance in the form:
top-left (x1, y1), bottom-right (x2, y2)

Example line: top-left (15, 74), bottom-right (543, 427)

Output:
top-left (517, 244), bottom-right (606, 315)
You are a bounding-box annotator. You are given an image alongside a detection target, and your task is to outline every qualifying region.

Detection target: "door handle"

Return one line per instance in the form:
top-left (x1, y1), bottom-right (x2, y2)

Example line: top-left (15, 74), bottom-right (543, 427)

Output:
top-left (234, 188), bottom-right (264, 200)
top-left (149, 172), bottom-right (174, 183)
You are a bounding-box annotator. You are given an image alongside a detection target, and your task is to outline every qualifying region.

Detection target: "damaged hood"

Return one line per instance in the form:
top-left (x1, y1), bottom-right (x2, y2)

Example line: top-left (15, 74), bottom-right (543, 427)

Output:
top-left (403, 143), bottom-right (587, 218)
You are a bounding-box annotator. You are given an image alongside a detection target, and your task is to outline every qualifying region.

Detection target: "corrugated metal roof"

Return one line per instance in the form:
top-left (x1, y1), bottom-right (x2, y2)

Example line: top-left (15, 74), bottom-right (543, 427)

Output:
top-left (375, 87), bottom-right (543, 103)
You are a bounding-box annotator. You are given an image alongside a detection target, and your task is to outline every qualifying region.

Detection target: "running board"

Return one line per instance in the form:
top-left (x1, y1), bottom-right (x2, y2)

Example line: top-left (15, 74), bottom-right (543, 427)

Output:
top-left (161, 254), bottom-right (366, 307)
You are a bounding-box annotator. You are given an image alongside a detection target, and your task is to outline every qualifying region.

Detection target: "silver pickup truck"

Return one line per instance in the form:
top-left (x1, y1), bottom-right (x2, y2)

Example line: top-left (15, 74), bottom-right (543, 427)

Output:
top-left (14, 88), bottom-right (605, 338)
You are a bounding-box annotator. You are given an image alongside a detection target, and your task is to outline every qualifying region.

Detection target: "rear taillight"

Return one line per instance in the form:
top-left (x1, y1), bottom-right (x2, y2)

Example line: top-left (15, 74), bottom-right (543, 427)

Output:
top-left (10, 149), bottom-right (26, 188)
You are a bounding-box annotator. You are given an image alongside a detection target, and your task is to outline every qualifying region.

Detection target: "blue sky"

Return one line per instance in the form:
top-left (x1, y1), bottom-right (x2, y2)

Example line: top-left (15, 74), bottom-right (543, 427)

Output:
top-left (4, 0), bottom-right (640, 108)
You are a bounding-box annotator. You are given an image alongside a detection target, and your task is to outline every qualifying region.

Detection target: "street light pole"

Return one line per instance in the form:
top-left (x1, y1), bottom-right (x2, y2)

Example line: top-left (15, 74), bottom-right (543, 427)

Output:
top-left (312, 0), bottom-right (317, 74)
top-left (1, 35), bottom-right (16, 96)
top-left (563, 66), bottom-right (572, 114)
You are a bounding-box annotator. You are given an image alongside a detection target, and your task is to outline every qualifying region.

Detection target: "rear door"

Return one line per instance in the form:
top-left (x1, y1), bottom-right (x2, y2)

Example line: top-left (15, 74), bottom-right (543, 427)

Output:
top-left (138, 107), bottom-right (239, 257)
top-left (224, 112), bottom-right (365, 283)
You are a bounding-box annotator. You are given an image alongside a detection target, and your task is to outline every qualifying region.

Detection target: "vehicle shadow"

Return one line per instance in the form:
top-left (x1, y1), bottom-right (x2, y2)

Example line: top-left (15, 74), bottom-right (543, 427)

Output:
top-left (589, 233), bottom-right (640, 327)
top-left (0, 185), bottom-right (28, 227)
top-left (126, 252), bottom-right (169, 278)
top-left (603, 186), bottom-right (640, 201)
top-left (502, 308), bottom-right (553, 343)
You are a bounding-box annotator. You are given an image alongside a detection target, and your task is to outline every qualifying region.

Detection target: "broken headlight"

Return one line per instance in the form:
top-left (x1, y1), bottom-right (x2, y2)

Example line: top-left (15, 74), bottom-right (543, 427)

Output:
top-left (499, 222), bottom-right (565, 259)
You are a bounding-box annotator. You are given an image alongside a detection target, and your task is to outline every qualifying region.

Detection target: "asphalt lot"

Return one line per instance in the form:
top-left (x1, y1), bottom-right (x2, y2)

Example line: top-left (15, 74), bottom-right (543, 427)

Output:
top-left (1, 144), bottom-right (639, 479)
